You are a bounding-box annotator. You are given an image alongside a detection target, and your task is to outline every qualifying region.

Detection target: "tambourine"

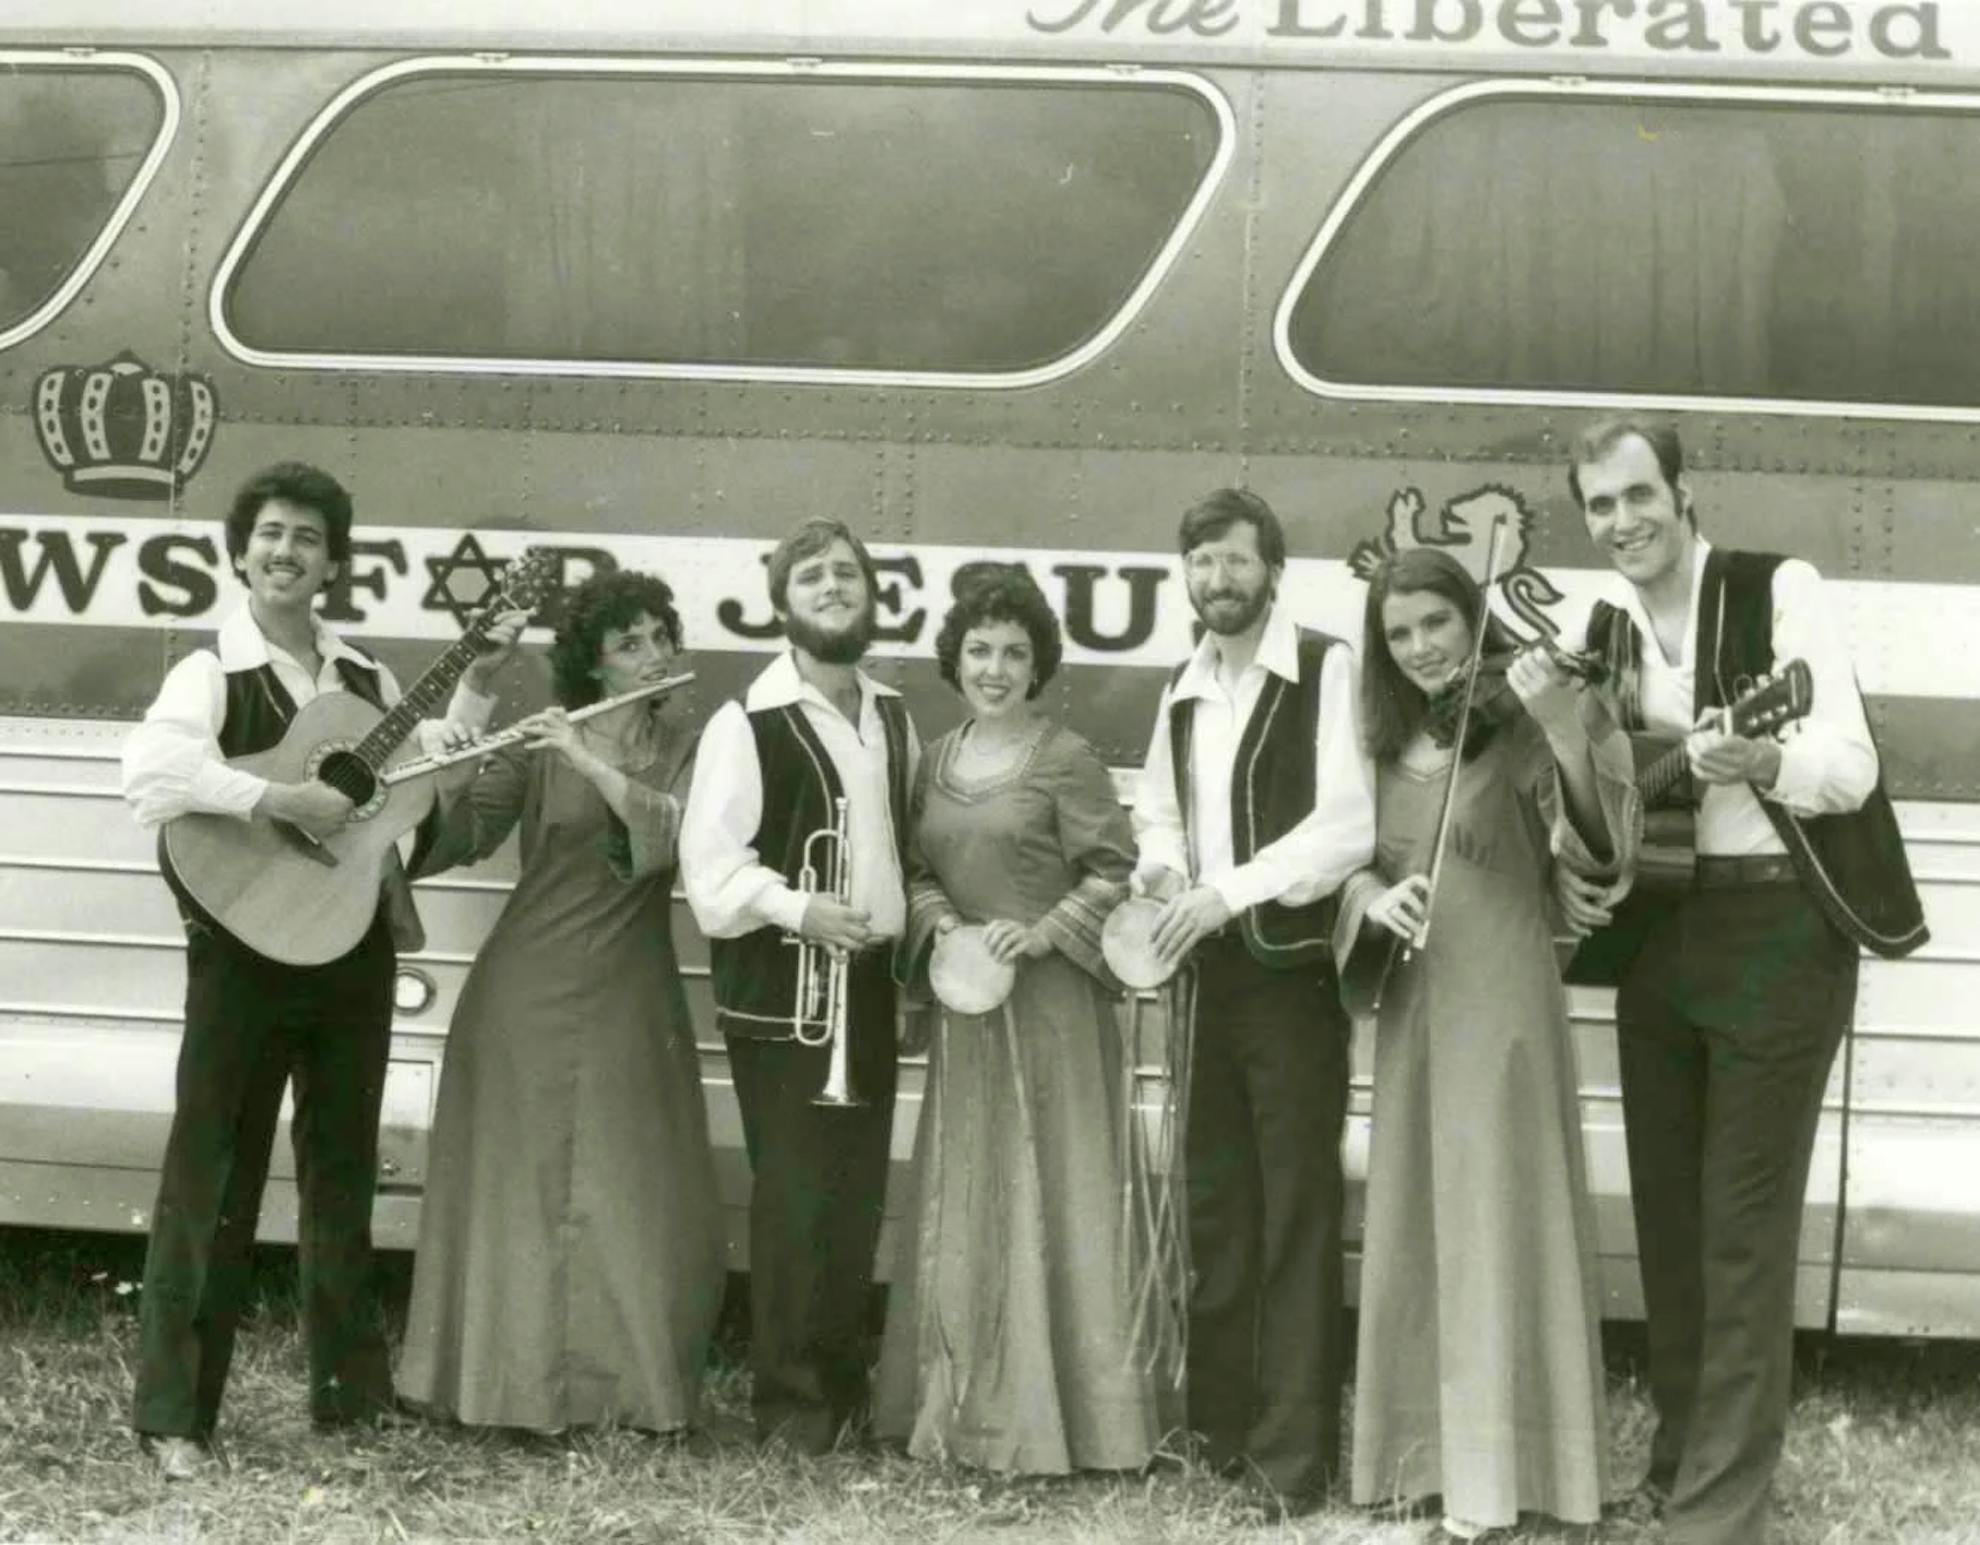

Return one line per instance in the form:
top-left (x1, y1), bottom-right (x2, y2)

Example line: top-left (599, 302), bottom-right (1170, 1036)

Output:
top-left (929, 924), bottom-right (1016, 1015)
top-left (1100, 896), bottom-right (1178, 991)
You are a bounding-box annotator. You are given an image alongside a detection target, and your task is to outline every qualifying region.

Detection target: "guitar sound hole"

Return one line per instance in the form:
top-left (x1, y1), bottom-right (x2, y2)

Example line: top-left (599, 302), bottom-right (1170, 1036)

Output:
top-left (317, 750), bottom-right (378, 807)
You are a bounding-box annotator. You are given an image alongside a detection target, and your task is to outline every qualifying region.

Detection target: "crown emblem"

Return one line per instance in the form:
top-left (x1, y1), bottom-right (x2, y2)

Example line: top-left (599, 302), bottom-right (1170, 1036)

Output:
top-left (33, 351), bottom-right (217, 501)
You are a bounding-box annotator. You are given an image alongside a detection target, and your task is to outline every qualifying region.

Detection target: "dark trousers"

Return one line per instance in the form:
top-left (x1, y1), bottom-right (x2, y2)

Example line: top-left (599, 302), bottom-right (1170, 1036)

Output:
top-left (132, 913), bottom-right (397, 1440)
top-left (727, 957), bottom-right (899, 1453)
top-left (1184, 934), bottom-right (1350, 1499)
top-left (1617, 881), bottom-right (1857, 1545)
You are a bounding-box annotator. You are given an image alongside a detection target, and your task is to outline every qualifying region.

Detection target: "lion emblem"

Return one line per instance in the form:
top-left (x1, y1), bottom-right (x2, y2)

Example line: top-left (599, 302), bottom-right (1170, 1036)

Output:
top-left (1348, 484), bottom-right (1566, 638)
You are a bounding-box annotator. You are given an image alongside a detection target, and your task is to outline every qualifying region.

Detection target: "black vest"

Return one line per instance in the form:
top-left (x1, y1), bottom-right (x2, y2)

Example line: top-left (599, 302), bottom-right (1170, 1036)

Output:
top-left (217, 655), bottom-right (387, 756)
top-left (1590, 548), bottom-right (1926, 959)
top-left (707, 693), bottom-right (912, 1039)
top-left (1169, 627), bottom-right (1341, 971)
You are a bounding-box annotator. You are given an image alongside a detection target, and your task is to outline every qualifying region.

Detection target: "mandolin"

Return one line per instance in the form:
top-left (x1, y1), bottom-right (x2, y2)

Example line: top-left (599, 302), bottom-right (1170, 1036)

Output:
top-left (1562, 658), bottom-right (1813, 987)
top-left (159, 548), bottom-right (560, 966)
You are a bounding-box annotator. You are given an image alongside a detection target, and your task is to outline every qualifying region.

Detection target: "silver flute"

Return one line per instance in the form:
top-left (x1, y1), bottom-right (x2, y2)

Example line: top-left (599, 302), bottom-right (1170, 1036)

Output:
top-left (381, 671), bottom-right (695, 786)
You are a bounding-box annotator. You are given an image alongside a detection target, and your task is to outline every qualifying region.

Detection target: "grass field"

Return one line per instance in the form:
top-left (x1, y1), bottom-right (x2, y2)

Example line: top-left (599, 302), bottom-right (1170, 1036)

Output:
top-left (3, 1227), bottom-right (1977, 1544)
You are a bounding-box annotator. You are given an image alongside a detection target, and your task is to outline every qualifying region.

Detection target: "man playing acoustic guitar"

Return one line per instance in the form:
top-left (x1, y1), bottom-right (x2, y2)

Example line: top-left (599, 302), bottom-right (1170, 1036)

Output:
top-left (119, 462), bottom-right (523, 1479)
top-left (1557, 418), bottom-right (1926, 1545)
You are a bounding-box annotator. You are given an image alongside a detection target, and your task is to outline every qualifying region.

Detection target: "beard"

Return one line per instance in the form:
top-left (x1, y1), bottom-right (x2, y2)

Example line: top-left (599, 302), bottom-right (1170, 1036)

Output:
top-left (784, 603), bottom-right (876, 665)
top-left (1189, 576), bottom-right (1274, 637)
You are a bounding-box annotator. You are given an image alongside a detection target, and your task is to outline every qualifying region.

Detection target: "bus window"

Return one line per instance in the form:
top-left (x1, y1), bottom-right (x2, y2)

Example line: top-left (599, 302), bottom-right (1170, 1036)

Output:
top-left (0, 66), bottom-right (166, 343)
top-left (220, 67), bottom-right (1223, 380)
top-left (1281, 86), bottom-right (1980, 415)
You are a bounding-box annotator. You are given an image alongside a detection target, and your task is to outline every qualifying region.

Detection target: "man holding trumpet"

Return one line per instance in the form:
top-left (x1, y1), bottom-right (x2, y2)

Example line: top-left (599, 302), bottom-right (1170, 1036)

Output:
top-left (681, 518), bottom-right (920, 1454)
top-left (1130, 489), bottom-right (1375, 1513)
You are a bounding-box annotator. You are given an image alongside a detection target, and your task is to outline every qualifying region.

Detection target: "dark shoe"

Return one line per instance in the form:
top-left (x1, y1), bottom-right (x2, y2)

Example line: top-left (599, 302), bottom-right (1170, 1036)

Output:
top-left (313, 1397), bottom-right (422, 1436)
top-left (139, 1434), bottom-right (213, 1482)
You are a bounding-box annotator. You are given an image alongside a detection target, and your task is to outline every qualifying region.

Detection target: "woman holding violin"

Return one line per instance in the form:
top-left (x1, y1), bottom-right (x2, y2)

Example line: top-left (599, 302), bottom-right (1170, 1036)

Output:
top-left (1335, 546), bottom-right (1638, 1542)
top-left (873, 565), bottom-right (1169, 1475)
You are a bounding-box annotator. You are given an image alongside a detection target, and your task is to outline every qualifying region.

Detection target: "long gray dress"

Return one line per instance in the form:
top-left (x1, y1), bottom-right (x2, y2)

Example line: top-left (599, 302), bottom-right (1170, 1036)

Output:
top-left (874, 721), bottom-right (1173, 1474)
top-left (395, 742), bottom-right (723, 1432)
top-left (1336, 712), bottom-right (1637, 1529)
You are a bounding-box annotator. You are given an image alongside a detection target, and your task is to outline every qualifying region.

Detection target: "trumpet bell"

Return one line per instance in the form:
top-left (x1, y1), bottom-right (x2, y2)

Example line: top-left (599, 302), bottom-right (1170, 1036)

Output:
top-left (1101, 896), bottom-right (1178, 991)
top-left (929, 925), bottom-right (1017, 1016)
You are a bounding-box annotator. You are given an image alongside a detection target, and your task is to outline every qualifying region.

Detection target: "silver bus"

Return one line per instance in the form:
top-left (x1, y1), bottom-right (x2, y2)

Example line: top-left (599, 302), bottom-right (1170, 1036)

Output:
top-left (2, 0), bottom-right (1975, 1338)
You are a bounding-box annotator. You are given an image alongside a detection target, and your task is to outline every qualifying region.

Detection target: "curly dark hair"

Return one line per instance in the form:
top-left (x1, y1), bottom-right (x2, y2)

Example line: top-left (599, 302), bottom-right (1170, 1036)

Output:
top-left (548, 569), bottom-right (682, 709)
top-left (933, 564), bottom-right (1062, 700)
top-left (224, 462), bottom-right (354, 570)
top-left (1359, 547), bottom-right (1519, 766)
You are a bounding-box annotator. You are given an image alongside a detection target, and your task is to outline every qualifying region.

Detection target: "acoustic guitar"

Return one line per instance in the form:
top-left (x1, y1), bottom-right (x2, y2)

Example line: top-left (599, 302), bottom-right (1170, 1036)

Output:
top-left (160, 548), bottom-right (559, 966)
top-left (1562, 658), bottom-right (1813, 987)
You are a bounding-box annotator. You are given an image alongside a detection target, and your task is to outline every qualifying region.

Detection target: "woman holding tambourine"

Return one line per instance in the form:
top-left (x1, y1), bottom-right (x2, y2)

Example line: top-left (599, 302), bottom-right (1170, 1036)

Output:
top-left (873, 565), bottom-right (1168, 1476)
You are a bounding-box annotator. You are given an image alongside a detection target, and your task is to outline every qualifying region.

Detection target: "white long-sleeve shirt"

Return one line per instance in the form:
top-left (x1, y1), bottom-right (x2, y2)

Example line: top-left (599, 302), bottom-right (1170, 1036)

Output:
top-left (1132, 603), bottom-right (1376, 913)
top-left (680, 650), bottom-right (918, 942)
top-left (120, 605), bottom-right (496, 830)
top-left (1605, 539), bottom-right (1878, 857)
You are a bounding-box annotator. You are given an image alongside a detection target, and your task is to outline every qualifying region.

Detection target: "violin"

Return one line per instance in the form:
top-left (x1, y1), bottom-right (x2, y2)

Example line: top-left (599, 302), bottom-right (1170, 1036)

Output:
top-left (1423, 637), bottom-right (1607, 758)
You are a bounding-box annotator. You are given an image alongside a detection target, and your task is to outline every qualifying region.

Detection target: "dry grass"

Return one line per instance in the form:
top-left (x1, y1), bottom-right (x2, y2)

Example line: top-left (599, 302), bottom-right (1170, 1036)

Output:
top-left (2, 1228), bottom-right (1977, 1544)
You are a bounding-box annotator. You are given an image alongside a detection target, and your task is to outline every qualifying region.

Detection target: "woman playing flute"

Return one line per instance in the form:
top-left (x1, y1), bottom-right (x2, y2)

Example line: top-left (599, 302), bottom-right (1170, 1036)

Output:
top-left (395, 569), bottom-right (722, 1435)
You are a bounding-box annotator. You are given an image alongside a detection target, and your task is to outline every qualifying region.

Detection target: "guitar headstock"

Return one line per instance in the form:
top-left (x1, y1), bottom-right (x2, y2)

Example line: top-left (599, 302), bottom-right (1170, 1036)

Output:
top-left (492, 546), bottom-right (561, 616)
top-left (455, 546), bottom-right (561, 638)
top-left (1730, 658), bottom-right (1814, 738)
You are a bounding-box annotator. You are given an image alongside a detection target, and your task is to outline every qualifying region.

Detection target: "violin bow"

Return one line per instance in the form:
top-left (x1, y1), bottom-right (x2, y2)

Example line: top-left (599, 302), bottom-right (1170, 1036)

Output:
top-left (1403, 512), bottom-right (1511, 962)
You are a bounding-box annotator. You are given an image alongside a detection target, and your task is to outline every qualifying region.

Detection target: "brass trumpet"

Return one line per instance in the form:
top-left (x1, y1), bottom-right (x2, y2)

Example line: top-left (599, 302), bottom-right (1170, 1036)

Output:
top-left (786, 796), bottom-right (862, 1108)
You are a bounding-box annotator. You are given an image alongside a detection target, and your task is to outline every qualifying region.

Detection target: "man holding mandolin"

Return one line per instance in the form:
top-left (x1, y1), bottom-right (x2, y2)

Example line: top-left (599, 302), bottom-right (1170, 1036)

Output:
top-left (1558, 418), bottom-right (1927, 1545)
top-left (120, 462), bottom-right (525, 1479)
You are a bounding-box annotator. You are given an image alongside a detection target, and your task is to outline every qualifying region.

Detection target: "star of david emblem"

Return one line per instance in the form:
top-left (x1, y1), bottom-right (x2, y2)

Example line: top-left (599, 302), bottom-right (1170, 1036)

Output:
top-left (422, 533), bottom-right (510, 629)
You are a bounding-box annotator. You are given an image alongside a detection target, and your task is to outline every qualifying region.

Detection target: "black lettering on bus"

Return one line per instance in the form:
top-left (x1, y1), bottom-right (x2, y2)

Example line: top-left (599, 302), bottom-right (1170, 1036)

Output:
top-left (1053, 562), bottom-right (1166, 653)
top-left (1026, 0), bottom-right (1239, 35)
top-left (136, 533), bottom-right (218, 619)
top-left (1871, 2), bottom-right (1949, 57)
top-left (870, 555), bottom-right (927, 645)
top-left (0, 530), bottom-right (127, 613)
top-left (1569, 0), bottom-right (1637, 47)
top-left (1793, 0), bottom-right (1853, 55)
top-left (1645, 0), bottom-right (1721, 51)
top-left (1501, 0), bottom-right (1566, 47)
top-left (1870, 2), bottom-right (1950, 59)
top-left (1726, 0), bottom-right (1783, 50)
top-left (1405, 0), bottom-right (1484, 44)
top-left (319, 538), bottom-right (407, 624)
top-left (1267, 0), bottom-right (1354, 38)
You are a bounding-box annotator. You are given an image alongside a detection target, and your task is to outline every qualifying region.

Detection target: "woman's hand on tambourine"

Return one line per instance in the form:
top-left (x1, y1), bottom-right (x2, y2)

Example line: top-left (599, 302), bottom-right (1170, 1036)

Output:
top-left (981, 918), bottom-right (1050, 964)
top-left (1366, 873), bottom-right (1431, 944)
top-left (1149, 885), bottom-right (1233, 965)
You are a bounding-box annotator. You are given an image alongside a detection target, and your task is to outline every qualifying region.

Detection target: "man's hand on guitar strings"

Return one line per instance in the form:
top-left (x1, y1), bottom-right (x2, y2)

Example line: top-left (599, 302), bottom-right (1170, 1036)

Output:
top-left (1686, 707), bottom-right (1783, 790)
top-left (255, 778), bottom-right (356, 842)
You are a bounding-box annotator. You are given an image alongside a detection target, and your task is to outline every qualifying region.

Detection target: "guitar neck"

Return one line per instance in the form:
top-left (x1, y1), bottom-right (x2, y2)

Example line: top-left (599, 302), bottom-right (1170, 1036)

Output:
top-left (1633, 694), bottom-right (1787, 805)
top-left (350, 623), bottom-right (488, 769)
top-left (1638, 740), bottom-right (1690, 804)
